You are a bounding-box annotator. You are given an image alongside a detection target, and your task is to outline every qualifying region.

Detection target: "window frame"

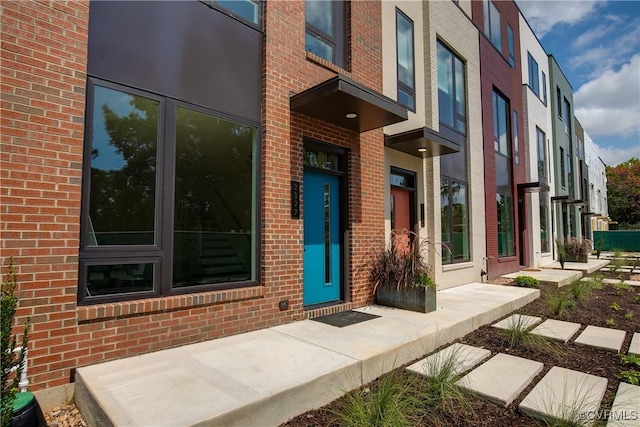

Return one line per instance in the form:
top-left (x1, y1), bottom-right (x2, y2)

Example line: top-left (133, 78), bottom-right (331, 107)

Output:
top-left (437, 40), bottom-right (467, 135)
top-left (305, 0), bottom-right (346, 68)
top-left (557, 87), bottom-right (562, 120)
top-left (395, 8), bottom-right (416, 112)
top-left (78, 78), bottom-right (262, 305)
top-left (541, 71), bottom-right (547, 105)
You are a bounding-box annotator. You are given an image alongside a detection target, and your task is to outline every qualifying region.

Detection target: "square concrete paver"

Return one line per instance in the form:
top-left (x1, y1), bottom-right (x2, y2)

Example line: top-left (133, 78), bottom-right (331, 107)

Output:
top-left (531, 319), bottom-right (581, 343)
top-left (607, 382), bottom-right (640, 427)
top-left (457, 353), bottom-right (543, 407)
top-left (574, 326), bottom-right (626, 352)
top-left (629, 333), bottom-right (640, 356)
top-left (492, 314), bottom-right (542, 331)
top-left (406, 343), bottom-right (491, 378)
top-left (519, 366), bottom-right (608, 426)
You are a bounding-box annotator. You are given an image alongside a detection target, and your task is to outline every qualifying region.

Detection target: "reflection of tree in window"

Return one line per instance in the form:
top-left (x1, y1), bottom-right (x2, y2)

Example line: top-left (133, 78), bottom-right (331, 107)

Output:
top-left (89, 86), bottom-right (158, 246)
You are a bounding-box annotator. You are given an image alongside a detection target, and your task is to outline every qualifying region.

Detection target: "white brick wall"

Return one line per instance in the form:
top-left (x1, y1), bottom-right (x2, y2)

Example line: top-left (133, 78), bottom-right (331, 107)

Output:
top-left (519, 13), bottom-right (556, 267)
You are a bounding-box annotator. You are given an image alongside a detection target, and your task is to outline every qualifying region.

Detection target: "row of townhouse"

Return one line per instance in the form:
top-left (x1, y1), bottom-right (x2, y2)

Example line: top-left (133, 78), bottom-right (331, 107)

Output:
top-left (0, 0), bottom-right (608, 400)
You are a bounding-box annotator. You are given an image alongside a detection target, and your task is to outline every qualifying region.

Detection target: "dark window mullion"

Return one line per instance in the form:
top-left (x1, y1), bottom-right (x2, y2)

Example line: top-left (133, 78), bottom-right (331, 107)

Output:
top-left (159, 98), bottom-right (177, 296)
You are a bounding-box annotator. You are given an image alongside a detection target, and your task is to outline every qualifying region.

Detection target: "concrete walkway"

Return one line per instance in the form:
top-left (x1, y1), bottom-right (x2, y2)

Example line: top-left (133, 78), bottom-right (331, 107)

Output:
top-left (75, 283), bottom-right (538, 427)
top-left (502, 268), bottom-right (582, 287)
top-left (545, 258), bottom-right (610, 274)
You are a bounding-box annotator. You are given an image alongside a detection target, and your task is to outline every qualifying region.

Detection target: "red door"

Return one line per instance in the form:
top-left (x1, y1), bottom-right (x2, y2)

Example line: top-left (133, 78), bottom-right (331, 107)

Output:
top-left (391, 187), bottom-right (411, 252)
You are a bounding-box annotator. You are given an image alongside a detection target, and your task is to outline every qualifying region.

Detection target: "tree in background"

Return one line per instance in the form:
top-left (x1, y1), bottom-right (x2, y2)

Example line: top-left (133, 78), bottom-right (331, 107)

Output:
top-left (606, 157), bottom-right (640, 229)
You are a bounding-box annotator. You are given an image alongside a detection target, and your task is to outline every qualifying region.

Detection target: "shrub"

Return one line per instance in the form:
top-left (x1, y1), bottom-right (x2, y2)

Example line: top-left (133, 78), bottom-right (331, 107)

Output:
top-left (547, 291), bottom-right (575, 316)
top-left (625, 311), bottom-right (634, 319)
top-left (605, 318), bottom-right (616, 326)
top-left (569, 281), bottom-right (593, 300)
top-left (500, 315), bottom-right (550, 352)
top-left (613, 282), bottom-right (631, 296)
top-left (619, 370), bottom-right (640, 386)
top-left (1, 259), bottom-right (29, 427)
top-left (563, 237), bottom-right (592, 258)
top-left (619, 354), bottom-right (640, 368)
top-left (335, 372), bottom-right (420, 427)
top-left (595, 238), bottom-right (604, 259)
top-left (633, 296), bottom-right (640, 304)
top-left (610, 302), bottom-right (621, 311)
top-left (514, 276), bottom-right (539, 288)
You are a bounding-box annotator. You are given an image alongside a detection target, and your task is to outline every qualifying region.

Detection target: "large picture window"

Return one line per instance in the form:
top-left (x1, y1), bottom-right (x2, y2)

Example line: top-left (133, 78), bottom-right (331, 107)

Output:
top-left (305, 0), bottom-right (346, 68)
top-left (80, 79), bottom-right (259, 303)
top-left (441, 177), bottom-right (470, 263)
top-left (437, 41), bottom-right (466, 134)
top-left (396, 9), bottom-right (415, 111)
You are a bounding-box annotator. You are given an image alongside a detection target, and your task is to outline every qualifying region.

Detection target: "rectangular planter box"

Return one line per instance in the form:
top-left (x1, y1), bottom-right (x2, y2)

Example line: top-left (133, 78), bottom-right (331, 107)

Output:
top-left (375, 286), bottom-right (436, 313)
top-left (565, 254), bottom-right (588, 263)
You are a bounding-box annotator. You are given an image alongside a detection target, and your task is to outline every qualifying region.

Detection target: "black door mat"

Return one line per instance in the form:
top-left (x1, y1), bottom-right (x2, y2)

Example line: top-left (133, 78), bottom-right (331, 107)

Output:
top-left (311, 310), bottom-right (380, 328)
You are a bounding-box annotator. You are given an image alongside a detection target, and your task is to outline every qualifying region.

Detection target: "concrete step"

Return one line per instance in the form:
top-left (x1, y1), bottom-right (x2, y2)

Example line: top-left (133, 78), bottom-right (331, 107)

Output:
top-left (574, 325), bottom-right (626, 352)
top-left (405, 343), bottom-right (491, 379)
top-left (491, 314), bottom-right (543, 331)
top-left (457, 353), bottom-right (543, 407)
top-left (628, 333), bottom-right (640, 356)
top-left (530, 319), bottom-right (581, 343)
top-left (607, 382), bottom-right (640, 427)
top-left (502, 268), bottom-right (582, 287)
top-left (75, 283), bottom-right (539, 427)
top-left (519, 366), bottom-right (607, 426)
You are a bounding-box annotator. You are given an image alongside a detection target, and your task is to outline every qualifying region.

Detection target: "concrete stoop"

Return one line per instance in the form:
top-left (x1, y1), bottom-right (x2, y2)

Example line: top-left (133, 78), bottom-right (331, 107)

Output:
top-left (75, 283), bottom-right (538, 427)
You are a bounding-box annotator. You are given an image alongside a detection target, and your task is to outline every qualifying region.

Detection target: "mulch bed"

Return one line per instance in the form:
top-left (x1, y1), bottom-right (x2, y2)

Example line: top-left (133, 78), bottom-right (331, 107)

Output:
top-left (281, 274), bottom-right (640, 427)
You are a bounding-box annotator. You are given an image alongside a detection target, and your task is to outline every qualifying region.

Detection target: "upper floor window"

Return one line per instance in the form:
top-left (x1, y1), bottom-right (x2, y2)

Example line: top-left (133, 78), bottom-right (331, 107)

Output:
top-left (305, 0), bottom-right (346, 68)
top-left (563, 97), bottom-right (571, 134)
top-left (396, 9), bottom-right (415, 111)
top-left (560, 146), bottom-right (566, 187)
top-left (492, 90), bottom-right (509, 156)
top-left (537, 127), bottom-right (546, 182)
top-left (557, 87), bottom-right (562, 119)
top-left (213, 0), bottom-right (260, 25)
top-left (437, 41), bottom-right (466, 134)
top-left (484, 0), bottom-right (502, 52)
top-left (541, 71), bottom-right (547, 104)
top-left (507, 25), bottom-right (515, 67)
top-left (527, 53), bottom-right (539, 97)
top-left (512, 110), bottom-right (519, 164)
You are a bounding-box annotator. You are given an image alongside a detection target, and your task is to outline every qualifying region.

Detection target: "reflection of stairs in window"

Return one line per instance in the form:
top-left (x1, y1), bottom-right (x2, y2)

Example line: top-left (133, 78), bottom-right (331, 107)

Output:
top-left (199, 233), bottom-right (249, 282)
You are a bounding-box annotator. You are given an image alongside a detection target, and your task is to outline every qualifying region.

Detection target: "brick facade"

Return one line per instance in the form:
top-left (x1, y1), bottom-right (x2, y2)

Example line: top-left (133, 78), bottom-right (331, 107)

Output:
top-left (472, 0), bottom-right (527, 279)
top-left (1, 0), bottom-right (385, 391)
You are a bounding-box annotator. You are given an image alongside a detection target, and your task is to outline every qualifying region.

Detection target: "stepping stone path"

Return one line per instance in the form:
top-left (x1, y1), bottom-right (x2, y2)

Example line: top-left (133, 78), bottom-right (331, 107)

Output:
top-left (457, 353), bottom-right (543, 407)
top-left (601, 278), bottom-right (640, 287)
top-left (607, 382), bottom-right (640, 427)
top-left (491, 314), bottom-right (542, 331)
top-left (519, 366), bottom-right (607, 426)
top-left (406, 343), bottom-right (491, 378)
top-left (574, 326), bottom-right (626, 352)
top-left (531, 319), bottom-right (581, 343)
top-left (629, 333), bottom-right (640, 356)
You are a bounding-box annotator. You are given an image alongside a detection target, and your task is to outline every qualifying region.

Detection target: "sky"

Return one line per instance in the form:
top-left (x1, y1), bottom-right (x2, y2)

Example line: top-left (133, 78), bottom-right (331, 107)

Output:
top-left (516, 0), bottom-right (640, 166)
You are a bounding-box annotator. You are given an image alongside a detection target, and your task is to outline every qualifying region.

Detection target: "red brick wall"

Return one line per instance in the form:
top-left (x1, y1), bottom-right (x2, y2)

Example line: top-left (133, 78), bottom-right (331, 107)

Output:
top-left (1, 0), bottom-right (384, 391)
top-left (472, 0), bottom-right (526, 279)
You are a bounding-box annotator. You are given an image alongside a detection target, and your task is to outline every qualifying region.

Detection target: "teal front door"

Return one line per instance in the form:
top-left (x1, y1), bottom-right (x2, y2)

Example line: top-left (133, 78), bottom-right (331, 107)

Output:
top-left (303, 170), bottom-right (341, 305)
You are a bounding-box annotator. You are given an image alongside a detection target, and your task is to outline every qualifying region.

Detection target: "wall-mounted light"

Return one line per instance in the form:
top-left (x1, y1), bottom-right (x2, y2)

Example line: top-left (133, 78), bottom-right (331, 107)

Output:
top-left (345, 113), bottom-right (357, 119)
top-left (417, 148), bottom-right (427, 152)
